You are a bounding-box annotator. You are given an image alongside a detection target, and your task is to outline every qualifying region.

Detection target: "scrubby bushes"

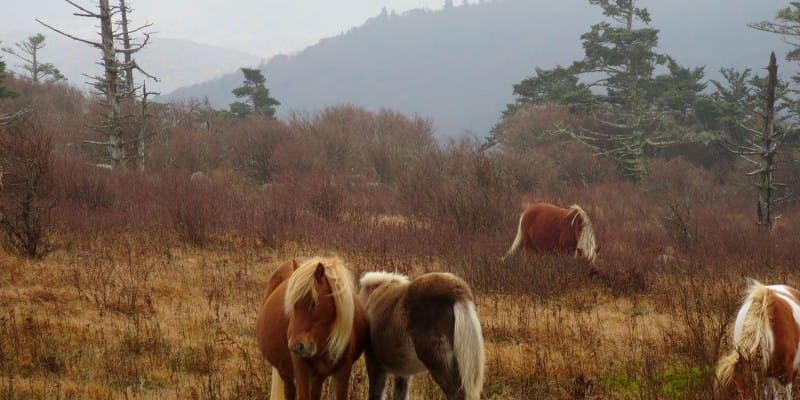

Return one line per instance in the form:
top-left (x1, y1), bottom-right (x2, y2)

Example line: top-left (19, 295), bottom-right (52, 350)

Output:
top-left (0, 116), bottom-right (56, 257)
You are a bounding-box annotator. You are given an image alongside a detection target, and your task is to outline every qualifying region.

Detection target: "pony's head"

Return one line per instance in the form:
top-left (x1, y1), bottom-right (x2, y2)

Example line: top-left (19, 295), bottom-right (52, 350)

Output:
top-left (717, 279), bottom-right (775, 399)
top-left (283, 256), bottom-right (355, 362)
top-left (569, 205), bottom-right (598, 264)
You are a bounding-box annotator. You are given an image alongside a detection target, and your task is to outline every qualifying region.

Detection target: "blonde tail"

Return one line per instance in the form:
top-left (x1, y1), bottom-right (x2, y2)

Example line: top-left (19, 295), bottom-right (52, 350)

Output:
top-left (503, 213), bottom-right (524, 260)
top-left (453, 301), bottom-right (485, 400)
top-left (271, 368), bottom-right (286, 400)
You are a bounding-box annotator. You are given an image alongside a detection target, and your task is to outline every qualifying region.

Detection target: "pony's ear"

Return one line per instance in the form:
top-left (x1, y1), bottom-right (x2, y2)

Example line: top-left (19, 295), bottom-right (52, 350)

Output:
top-left (291, 258), bottom-right (300, 271)
top-left (314, 263), bottom-right (326, 282)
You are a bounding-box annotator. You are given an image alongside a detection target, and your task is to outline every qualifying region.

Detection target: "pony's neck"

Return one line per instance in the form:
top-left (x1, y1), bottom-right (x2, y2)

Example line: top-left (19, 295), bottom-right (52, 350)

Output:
top-left (737, 285), bottom-right (774, 372)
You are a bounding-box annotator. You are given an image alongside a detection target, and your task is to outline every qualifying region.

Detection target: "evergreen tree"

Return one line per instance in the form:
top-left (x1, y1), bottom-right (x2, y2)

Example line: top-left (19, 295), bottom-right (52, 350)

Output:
top-left (0, 52), bottom-right (12, 98)
top-left (750, 3), bottom-right (800, 116)
top-left (0, 44), bottom-right (19, 99)
top-left (492, 0), bottom-right (707, 182)
top-left (229, 67), bottom-right (280, 119)
top-left (1, 34), bottom-right (65, 83)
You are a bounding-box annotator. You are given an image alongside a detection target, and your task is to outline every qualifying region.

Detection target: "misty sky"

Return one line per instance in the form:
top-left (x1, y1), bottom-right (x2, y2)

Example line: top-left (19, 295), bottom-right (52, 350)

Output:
top-left (1, 0), bottom-right (446, 58)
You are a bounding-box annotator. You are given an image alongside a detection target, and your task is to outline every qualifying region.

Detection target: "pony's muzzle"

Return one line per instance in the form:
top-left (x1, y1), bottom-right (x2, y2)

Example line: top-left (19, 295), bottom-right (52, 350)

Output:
top-left (289, 341), bottom-right (316, 358)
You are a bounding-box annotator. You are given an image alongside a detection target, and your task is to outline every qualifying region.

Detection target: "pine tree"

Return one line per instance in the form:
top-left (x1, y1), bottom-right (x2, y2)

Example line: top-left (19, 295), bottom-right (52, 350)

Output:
top-left (1, 34), bottom-right (65, 83)
top-left (0, 52), bottom-right (12, 98)
top-left (492, 0), bottom-right (707, 182)
top-left (229, 67), bottom-right (280, 118)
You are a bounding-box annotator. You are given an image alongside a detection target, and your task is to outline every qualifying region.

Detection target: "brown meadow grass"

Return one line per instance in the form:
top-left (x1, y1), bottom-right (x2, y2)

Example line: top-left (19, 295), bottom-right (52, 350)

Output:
top-left (2, 184), bottom-right (799, 399)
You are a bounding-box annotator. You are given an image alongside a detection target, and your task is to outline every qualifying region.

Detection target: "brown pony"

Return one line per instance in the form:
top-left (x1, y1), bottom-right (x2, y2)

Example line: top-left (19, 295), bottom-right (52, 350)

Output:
top-left (359, 271), bottom-right (485, 400)
top-left (503, 202), bottom-right (598, 264)
top-left (716, 279), bottom-right (800, 399)
top-left (255, 256), bottom-right (368, 400)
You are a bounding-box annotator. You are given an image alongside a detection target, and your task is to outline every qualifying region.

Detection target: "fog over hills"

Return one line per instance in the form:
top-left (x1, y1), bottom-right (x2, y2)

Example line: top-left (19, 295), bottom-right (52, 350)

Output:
top-left (0, 30), bottom-right (262, 94)
top-left (160, 0), bottom-right (795, 139)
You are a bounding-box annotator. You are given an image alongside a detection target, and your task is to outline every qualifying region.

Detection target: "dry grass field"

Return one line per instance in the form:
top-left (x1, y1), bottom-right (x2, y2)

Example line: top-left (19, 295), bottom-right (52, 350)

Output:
top-left (2, 193), bottom-right (799, 400)
top-left (2, 80), bottom-right (800, 399)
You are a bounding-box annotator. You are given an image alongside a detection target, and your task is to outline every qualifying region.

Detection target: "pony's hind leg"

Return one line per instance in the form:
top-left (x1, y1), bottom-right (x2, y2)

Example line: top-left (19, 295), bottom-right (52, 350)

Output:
top-left (392, 375), bottom-right (411, 400)
top-left (365, 352), bottom-right (389, 400)
top-left (409, 304), bottom-right (464, 400)
top-left (414, 335), bottom-right (464, 400)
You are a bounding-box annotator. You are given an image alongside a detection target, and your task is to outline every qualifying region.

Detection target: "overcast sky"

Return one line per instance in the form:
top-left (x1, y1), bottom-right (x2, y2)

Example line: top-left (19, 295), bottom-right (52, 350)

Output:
top-left (1, 0), bottom-right (446, 58)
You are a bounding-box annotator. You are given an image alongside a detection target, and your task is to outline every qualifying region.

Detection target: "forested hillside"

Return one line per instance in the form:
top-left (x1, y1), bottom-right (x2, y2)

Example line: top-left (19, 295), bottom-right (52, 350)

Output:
top-left (161, 0), bottom-right (793, 138)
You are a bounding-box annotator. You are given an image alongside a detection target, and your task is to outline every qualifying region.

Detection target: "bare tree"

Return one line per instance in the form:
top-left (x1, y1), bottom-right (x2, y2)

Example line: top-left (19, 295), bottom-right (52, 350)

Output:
top-left (118, 0), bottom-right (159, 171)
top-left (37, 0), bottom-right (157, 169)
top-left (724, 53), bottom-right (789, 229)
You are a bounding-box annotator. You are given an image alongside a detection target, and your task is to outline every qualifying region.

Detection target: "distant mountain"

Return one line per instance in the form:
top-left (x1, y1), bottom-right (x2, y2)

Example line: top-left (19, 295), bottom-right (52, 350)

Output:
top-left (0, 30), bottom-right (262, 94)
top-left (159, 0), bottom-right (796, 139)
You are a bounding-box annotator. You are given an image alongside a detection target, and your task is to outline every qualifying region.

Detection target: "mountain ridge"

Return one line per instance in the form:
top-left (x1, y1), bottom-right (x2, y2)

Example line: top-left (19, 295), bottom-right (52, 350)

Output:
top-left (160, 0), bottom-right (797, 138)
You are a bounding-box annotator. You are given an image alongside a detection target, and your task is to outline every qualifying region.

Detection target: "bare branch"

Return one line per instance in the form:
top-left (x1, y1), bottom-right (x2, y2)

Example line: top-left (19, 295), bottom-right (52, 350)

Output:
top-left (36, 19), bottom-right (101, 48)
top-left (64, 0), bottom-right (98, 16)
top-left (0, 107), bottom-right (33, 126)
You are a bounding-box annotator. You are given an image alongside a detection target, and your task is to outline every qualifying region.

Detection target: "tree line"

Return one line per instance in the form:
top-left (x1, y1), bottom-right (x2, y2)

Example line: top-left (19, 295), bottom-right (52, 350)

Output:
top-left (1, 0), bottom-right (800, 259)
top-left (487, 0), bottom-right (800, 230)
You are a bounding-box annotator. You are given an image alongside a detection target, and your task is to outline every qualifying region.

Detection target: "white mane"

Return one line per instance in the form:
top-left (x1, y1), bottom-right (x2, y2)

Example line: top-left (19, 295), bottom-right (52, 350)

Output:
top-left (570, 204), bottom-right (597, 264)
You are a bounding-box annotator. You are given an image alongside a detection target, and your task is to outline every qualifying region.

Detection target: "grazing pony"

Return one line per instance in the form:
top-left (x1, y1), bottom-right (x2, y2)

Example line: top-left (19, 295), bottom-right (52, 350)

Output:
top-left (716, 279), bottom-right (800, 399)
top-left (255, 256), bottom-right (368, 400)
top-left (359, 271), bottom-right (485, 400)
top-left (503, 202), bottom-right (598, 264)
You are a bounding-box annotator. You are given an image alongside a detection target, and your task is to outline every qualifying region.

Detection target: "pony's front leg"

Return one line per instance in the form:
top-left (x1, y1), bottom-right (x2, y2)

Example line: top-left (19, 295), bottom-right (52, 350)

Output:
top-left (307, 374), bottom-right (324, 400)
top-left (365, 352), bottom-right (388, 400)
top-left (331, 361), bottom-right (354, 400)
top-left (281, 373), bottom-right (297, 400)
top-left (292, 359), bottom-right (323, 400)
top-left (393, 375), bottom-right (412, 400)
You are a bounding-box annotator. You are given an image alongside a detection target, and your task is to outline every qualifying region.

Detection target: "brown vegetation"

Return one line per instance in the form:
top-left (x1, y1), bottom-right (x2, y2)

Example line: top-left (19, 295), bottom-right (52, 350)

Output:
top-left (1, 78), bottom-right (799, 399)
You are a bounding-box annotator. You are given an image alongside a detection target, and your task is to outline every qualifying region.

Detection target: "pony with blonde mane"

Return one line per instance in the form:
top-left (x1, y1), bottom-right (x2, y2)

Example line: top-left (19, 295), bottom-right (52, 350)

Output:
top-left (716, 279), bottom-right (800, 399)
top-left (256, 256), bottom-right (368, 400)
top-left (359, 271), bottom-right (485, 400)
top-left (503, 202), bottom-right (598, 264)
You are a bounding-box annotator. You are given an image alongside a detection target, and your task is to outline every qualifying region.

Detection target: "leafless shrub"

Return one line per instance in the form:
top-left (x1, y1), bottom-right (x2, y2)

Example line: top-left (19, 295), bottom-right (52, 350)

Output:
top-left (658, 199), bottom-right (697, 252)
top-left (54, 156), bottom-right (116, 210)
top-left (0, 116), bottom-right (55, 258)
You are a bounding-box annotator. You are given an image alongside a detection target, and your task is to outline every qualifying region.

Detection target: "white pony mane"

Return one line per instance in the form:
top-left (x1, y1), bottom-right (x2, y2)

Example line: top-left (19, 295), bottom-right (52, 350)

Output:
top-left (569, 204), bottom-right (597, 264)
top-left (360, 271), bottom-right (410, 288)
top-left (284, 256), bottom-right (355, 363)
top-left (717, 279), bottom-right (774, 387)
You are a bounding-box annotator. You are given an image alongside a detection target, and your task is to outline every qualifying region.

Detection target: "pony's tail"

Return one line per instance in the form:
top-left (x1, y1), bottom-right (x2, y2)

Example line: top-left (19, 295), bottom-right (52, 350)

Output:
top-left (502, 213), bottom-right (524, 260)
top-left (270, 368), bottom-right (285, 400)
top-left (453, 300), bottom-right (485, 400)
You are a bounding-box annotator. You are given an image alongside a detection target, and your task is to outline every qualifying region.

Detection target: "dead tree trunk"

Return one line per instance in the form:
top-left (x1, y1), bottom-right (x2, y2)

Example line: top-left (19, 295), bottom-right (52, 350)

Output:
top-left (757, 52), bottom-right (778, 229)
top-left (119, 0), bottom-right (134, 93)
top-left (725, 52), bottom-right (785, 230)
top-left (99, 0), bottom-right (126, 167)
